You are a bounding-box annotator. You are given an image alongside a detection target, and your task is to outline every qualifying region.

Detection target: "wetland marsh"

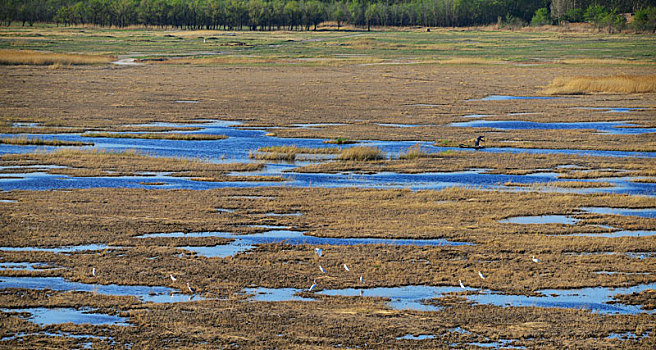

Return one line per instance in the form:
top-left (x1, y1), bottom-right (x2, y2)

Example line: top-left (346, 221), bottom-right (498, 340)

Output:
top-left (1, 25), bottom-right (655, 349)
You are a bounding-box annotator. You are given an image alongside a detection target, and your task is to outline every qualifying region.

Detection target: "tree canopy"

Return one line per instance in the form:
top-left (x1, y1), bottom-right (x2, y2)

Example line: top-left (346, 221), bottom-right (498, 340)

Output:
top-left (1, 0), bottom-right (655, 31)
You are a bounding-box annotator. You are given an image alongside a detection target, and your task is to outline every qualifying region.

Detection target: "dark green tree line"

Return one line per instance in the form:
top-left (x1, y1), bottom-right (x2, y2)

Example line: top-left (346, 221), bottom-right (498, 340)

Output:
top-left (1, 0), bottom-right (655, 30)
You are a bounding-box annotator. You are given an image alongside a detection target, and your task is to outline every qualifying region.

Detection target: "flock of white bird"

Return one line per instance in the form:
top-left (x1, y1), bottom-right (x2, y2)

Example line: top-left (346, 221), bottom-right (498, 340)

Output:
top-left (90, 248), bottom-right (542, 296)
top-left (308, 248), bottom-right (364, 292)
top-left (308, 248), bottom-right (541, 292)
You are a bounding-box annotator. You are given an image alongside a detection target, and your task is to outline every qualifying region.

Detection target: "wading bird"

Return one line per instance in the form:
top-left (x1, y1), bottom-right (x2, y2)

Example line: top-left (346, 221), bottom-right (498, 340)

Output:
top-left (314, 248), bottom-right (323, 257)
top-left (478, 271), bottom-right (486, 280)
top-left (187, 282), bottom-right (194, 294)
top-left (92, 268), bottom-right (96, 277)
top-left (474, 135), bottom-right (485, 147)
top-left (459, 279), bottom-right (466, 289)
top-left (532, 256), bottom-right (540, 263)
top-left (319, 265), bottom-right (326, 274)
top-left (360, 275), bottom-right (364, 284)
top-left (308, 280), bottom-right (317, 292)
top-left (343, 264), bottom-right (350, 272)
top-left (170, 274), bottom-right (177, 282)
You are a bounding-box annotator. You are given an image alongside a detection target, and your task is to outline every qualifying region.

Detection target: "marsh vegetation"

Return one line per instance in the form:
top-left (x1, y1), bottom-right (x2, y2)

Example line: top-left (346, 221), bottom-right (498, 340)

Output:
top-left (1, 24), bottom-right (655, 349)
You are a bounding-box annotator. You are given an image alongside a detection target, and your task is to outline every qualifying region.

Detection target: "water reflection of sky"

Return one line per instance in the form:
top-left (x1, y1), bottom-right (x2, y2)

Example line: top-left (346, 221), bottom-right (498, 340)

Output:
top-left (0, 276), bottom-right (198, 303)
top-left (137, 230), bottom-right (472, 258)
top-left (1, 307), bottom-right (129, 326)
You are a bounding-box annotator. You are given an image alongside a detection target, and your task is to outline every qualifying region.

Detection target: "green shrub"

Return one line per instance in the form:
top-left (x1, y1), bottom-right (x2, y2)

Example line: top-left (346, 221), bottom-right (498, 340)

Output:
top-left (632, 6), bottom-right (656, 33)
top-left (531, 8), bottom-right (551, 26)
top-left (564, 8), bottom-right (584, 22)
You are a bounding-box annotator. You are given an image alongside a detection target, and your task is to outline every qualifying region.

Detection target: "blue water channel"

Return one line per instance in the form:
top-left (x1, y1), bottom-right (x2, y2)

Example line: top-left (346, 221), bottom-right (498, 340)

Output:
top-left (450, 120), bottom-right (656, 135)
top-left (2, 119), bottom-right (655, 193)
top-left (244, 282), bottom-right (656, 315)
top-left (0, 276), bottom-right (199, 303)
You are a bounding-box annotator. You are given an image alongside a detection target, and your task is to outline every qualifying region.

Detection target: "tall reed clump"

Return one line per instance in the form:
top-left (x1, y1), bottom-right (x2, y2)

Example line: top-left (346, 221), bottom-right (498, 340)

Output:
top-left (249, 149), bottom-right (296, 161)
top-left (0, 49), bottom-right (115, 66)
top-left (399, 143), bottom-right (429, 160)
top-left (338, 146), bottom-right (383, 161)
top-left (258, 145), bottom-right (340, 154)
top-left (324, 137), bottom-right (357, 145)
top-left (543, 74), bottom-right (656, 95)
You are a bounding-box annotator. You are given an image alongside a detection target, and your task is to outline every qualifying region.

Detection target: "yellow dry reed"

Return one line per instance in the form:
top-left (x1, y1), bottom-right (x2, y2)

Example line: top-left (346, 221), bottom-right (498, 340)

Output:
top-left (543, 74), bottom-right (656, 95)
top-left (339, 146), bottom-right (383, 161)
top-left (0, 49), bottom-right (114, 66)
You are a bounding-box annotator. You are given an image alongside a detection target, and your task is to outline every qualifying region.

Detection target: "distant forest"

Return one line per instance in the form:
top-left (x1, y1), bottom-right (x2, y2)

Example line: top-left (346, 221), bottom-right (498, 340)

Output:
top-left (2, 0), bottom-right (656, 31)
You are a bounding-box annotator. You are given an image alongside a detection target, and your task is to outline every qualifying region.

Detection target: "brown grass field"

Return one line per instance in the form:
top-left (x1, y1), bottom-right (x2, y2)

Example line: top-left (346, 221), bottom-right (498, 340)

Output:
top-left (1, 187), bottom-right (655, 348)
top-left (1, 26), bottom-right (655, 349)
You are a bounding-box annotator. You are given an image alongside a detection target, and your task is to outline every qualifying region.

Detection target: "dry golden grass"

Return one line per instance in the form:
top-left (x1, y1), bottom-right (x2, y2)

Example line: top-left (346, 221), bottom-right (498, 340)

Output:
top-left (504, 181), bottom-right (614, 188)
top-left (543, 74), bottom-right (656, 94)
top-left (559, 58), bottom-right (655, 66)
top-left (258, 145), bottom-right (340, 154)
top-left (399, 143), bottom-right (429, 160)
top-left (0, 49), bottom-right (114, 65)
top-left (249, 149), bottom-right (296, 161)
top-left (437, 57), bottom-right (504, 65)
top-left (0, 136), bottom-right (91, 146)
top-left (0, 148), bottom-right (262, 179)
top-left (338, 146), bottom-right (384, 161)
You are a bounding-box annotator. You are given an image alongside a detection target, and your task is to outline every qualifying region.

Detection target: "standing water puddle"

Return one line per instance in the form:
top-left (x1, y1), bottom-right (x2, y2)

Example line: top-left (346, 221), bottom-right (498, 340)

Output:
top-left (136, 230), bottom-right (473, 258)
top-left (571, 230), bottom-right (656, 238)
top-left (468, 95), bottom-right (559, 101)
top-left (579, 207), bottom-right (656, 219)
top-left (499, 215), bottom-right (578, 225)
top-left (0, 244), bottom-right (119, 254)
top-left (0, 276), bottom-right (199, 303)
top-left (313, 282), bottom-right (656, 315)
top-left (397, 334), bottom-right (436, 340)
top-left (1, 308), bottom-right (129, 326)
top-left (576, 107), bottom-right (646, 113)
top-left (449, 120), bottom-right (655, 135)
top-left (0, 262), bottom-right (59, 271)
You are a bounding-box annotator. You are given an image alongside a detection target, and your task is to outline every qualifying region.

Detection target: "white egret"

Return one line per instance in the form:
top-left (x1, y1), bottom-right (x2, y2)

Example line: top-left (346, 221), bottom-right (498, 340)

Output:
top-left (319, 265), bottom-right (326, 274)
top-left (92, 268), bottom-right (96, 277)
top-left (170, 274), bottom-right (177, 282)
top-left (187, 282), bottom-right (194, 294)
top-left (459, 279), bottom-right (466, 289)
top-left (478, 271), bottom-right (485, 280)
top-left (532, 256), bottom-right (540, 263)
top-left (314, 248), bottom-right (323, 257)
top-left (308, 280), bottom-right (317, 292)
top-left (359, 275), bottom-right (364, 284)
top-left (343, 264), bottom-right (350, 272)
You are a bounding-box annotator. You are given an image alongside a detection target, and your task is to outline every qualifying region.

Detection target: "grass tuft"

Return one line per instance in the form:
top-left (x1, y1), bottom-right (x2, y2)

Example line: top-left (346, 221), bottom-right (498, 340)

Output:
top-left (399, 143), bottom-right (429, 160)
top-left (0, 49), bottom-right (115, 65)
top-left (249, 149), bottom-right (296, 161)
top-left (0, 136), bottom-right (91, 147)
top-left (543, 74), bottom-right (656, 95)
top-left (83, 132), bottom-right (227, 141)
top-left (338, 146), bottom-right (383, 161)
top-left (258, 145), bottom-right (340, 154)
top-left (324, 137), bottom-right (357, 145)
